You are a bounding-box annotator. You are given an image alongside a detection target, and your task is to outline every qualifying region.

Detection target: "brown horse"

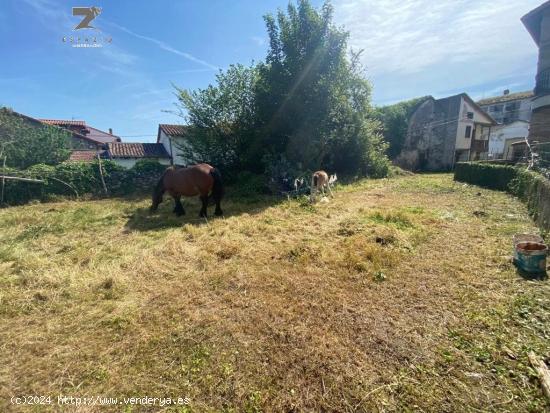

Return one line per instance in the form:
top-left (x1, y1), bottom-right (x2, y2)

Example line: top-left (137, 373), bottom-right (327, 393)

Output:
top-left (150, 163), bottom-right (224, 218)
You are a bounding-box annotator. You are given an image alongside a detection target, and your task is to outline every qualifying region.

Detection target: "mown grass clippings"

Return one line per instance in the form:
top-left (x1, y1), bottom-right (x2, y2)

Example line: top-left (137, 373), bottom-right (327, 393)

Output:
top-left (0, 174), bottom-right (548, 412)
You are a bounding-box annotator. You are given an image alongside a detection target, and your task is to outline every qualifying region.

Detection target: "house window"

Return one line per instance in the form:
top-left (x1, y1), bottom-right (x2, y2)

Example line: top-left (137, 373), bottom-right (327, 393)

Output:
top-left (505, 102), bottom-right (518, 111)
top-left (465, 126), bottom-right (472, 138)
top-left (490, 105), bottom-right (503, 112)
top-left (467, 112), bottom-right (474, 119)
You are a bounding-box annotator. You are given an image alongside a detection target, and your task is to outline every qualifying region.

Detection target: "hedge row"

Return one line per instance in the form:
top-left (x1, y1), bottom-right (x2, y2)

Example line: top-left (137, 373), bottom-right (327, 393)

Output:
top-left (1, 159), bottom-right (167, 206)
top-left (454, 162), bottom-right (550, 232)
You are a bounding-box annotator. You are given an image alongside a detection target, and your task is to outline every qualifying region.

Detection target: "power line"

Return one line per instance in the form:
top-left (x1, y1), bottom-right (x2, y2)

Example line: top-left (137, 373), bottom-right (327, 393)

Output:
top-left (117, 134), bottom-right (157, 138)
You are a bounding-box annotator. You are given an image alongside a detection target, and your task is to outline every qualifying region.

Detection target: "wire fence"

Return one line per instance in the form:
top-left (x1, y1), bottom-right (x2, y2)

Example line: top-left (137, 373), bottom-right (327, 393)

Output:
top-left (469, 139), bottom-right (550, 180)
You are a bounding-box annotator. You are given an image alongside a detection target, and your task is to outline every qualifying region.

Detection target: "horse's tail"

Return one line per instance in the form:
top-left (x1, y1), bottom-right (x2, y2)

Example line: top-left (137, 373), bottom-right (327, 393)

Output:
top-left (210, 167), bottom-right (224, 201)
top-left (150, 168), bottom-right (170, 212)
top-left (313, 173), bottom-right (318, 187)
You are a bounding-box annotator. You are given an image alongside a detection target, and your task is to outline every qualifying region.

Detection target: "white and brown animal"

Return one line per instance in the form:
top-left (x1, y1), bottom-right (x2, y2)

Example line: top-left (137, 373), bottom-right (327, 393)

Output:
top-left (310, 170), bottom-right (337, 200)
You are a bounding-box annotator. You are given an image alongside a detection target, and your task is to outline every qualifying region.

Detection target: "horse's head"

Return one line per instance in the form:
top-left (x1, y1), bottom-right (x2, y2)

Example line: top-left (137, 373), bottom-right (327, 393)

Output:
top-left (150, 193), bottom-right (162, 213)
top-left (150, 172), bottom-right (167, 213)
top-left (329, 174), bottom-right (338, 185)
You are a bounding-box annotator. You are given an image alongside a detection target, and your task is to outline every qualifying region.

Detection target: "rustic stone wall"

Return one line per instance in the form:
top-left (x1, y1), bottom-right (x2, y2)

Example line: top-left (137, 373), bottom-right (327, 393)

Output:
top-left (398, 95), bottom-right (460, 171)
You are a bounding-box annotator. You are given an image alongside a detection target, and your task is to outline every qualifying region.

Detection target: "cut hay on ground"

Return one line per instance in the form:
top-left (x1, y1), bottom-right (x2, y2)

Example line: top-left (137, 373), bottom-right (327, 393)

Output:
top-left (0, 174), bottom-right (549, 412)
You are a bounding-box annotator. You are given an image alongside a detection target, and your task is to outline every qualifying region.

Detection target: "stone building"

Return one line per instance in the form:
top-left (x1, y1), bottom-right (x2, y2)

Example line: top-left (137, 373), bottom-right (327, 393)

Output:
top-left (522, 1), bottom-right (550, 143)
top-left (397, 93), bottom-right (496, 171)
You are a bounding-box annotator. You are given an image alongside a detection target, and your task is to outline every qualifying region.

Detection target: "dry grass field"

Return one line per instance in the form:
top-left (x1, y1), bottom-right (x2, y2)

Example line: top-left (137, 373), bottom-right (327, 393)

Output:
top-left (1, 173), bottom-right (549, 412)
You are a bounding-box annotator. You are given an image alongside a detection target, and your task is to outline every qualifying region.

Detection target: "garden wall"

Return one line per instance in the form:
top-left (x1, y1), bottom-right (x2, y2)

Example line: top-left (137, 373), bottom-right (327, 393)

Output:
top-left (454, 162), bottom-right (550, 232)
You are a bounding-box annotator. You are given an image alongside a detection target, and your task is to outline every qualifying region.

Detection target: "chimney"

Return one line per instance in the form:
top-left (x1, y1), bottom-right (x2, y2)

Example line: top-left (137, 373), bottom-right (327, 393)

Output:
top-left (108, 128), bottom-right (113, 135)
top-left (503, 89), bottom-right (510, 95)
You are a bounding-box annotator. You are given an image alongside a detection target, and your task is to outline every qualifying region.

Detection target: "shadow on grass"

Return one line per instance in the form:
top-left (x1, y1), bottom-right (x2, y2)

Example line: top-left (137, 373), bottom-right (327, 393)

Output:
top-left (123, 192), bottom-right (286, 232)
top-left (515, 267), bottom-right (548, 281)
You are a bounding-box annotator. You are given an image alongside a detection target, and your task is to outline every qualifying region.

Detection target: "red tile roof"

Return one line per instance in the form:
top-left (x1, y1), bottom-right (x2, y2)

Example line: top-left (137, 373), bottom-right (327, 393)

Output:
top-left (107, 142), bottom-right (170, 159)
top-left (40, 119), bottom-right (86, 126)
top-left (159, 124), bottom-right (188, 137)
top-left (68, 150), bottom-right (102, 162)
top-left (39, 119), bottom-right (120, 145)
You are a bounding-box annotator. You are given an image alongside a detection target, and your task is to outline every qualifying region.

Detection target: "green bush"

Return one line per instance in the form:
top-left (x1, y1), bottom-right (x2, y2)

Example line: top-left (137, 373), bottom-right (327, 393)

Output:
top-left (454, 162), bottom-right (550, 232)
top-left (510, 169), bottom-right (550, 231)
top-left (454, 162), bottom-right (519, 191)
top-left (230, 171), bottom-right (268, 198)
top-left (1, 160), bottom-right (167, 206)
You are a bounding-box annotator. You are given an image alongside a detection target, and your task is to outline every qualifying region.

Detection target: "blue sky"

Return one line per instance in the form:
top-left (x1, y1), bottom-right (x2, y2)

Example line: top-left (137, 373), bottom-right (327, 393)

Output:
top-left (0, 0), bottom-right (541, 142)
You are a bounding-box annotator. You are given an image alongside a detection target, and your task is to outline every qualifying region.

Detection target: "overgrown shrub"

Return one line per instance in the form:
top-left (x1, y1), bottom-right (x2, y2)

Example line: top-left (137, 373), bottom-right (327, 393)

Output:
top-left (231, 171), bottom-right (269, 198)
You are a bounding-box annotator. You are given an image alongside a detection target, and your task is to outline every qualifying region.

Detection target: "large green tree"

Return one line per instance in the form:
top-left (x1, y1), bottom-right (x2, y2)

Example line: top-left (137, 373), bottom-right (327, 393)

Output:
top-left (174, 64), bottom-right (258, 173)
top-left (0, 108), bottom-right (71, 169)
top-left (175, 0), bottom-right (389, 180)
top-left (255, 1), bottom-right (388, 176)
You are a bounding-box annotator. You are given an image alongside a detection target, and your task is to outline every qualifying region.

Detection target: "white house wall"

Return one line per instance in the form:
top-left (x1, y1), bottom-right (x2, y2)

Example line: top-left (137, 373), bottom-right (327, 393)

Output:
top-left (482, 98), bottom-right (532, 124)
top-left (455, 97), bottom-right (492, 151)
top-left (488, 122), bottom-right (530, 157)
top-left (112, 158), bottom-right (171, 169)
top-left (159, 130), bottom-right (193, 166)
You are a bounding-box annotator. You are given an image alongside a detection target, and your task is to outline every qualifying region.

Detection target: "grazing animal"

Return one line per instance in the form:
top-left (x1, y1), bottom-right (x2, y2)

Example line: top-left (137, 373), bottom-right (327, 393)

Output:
top-left (311, 170), bottom-right (337, 200)
top-left (150, 163), bottom-right (224, 218)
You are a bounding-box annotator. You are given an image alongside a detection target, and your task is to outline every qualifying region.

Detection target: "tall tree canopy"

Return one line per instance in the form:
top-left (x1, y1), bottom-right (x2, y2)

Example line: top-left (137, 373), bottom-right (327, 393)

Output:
top-left (174, 64), bottom-right (258, 173)
top-left (175, 0), bottom-right (389, 182)
top-left (0, 108), bottom-right (71, 169)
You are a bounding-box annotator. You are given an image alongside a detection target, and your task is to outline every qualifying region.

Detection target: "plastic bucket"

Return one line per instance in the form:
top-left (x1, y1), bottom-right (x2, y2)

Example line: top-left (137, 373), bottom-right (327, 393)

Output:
top-left (513, 234), bottom-right (544, 262)
top-left (514, 241), bottom-right (548, 274)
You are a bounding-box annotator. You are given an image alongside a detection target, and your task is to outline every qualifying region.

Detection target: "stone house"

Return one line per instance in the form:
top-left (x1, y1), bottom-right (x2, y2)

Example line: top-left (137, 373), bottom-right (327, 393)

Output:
top-left (397, 93), bottom-right (496, 171)
top-left (0, 109), bottom-right (118, 161)
top-left (39, 119), bottom-right (120, 161)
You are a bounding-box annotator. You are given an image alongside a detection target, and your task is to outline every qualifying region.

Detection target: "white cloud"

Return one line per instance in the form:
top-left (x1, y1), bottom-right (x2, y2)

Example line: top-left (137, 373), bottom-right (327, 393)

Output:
top-left (334, 0), bottom-right (539, 75)
top-left (333, 0), bottom-right (541, 102)
top-left (20, 0), bottom-right (74, 30)
top-left (99, 46), bottom-right (139, 66)
top-left (106, 21), bottom-right (220, 71)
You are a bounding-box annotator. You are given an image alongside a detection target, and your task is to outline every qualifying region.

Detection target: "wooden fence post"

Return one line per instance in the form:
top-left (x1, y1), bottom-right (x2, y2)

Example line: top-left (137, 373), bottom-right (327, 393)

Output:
top-left (1, 156), bottom-right (6, 205)
top-left (97, 153), bottom-right (108, 195)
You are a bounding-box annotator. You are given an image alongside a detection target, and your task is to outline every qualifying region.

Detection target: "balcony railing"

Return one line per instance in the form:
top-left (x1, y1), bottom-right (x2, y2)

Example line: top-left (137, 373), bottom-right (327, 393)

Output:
top-left (535, 68), bottom-right (550, 96)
